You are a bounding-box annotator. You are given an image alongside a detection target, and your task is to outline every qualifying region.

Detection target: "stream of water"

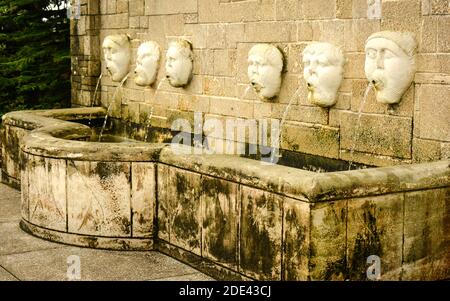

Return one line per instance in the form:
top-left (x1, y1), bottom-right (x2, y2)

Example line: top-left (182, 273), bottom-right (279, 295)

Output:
top-left (98, 74), bottom-right (129, 142)
top-left (348, 83), bottom-right (373, 170)
top-left (88, 73), bottom-right (103, 126)
top-left (268, 88), bottom-right (301, 164)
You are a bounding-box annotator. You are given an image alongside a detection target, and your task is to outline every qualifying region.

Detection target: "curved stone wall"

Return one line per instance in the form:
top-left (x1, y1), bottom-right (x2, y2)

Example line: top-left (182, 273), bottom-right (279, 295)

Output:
top-left (3, 108), bottom-right (448, 280)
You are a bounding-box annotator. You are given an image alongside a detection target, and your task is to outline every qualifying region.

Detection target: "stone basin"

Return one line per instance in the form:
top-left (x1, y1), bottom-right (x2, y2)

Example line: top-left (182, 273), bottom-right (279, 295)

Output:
top-left (1, 108), bottom-right (449, 281)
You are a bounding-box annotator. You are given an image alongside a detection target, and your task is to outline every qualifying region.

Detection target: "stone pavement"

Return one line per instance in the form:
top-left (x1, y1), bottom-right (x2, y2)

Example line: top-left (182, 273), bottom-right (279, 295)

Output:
top-left (0, 183), bottom-right (214, 281)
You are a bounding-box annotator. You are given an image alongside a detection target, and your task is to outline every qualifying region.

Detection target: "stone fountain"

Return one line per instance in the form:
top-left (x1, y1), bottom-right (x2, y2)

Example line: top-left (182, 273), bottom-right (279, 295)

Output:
top-left (0, 0), bottom-right (448, 281)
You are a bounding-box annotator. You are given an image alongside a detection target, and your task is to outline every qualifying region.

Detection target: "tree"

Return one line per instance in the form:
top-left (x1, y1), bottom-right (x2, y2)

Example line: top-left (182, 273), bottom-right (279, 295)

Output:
top-left (0, 0), bottom-right (70, 117)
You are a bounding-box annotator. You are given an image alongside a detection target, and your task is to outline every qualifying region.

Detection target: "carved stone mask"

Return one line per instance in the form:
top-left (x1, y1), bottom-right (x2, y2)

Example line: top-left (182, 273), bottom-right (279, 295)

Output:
top-left (102, 34), bottom-right (131, 82)
top-left (302, 42), bottom-right (344, 107)
top-left (135, 41), bottom-right (161, 86)
top-left (365, 31), bottom-right (417, 104)
top-left (247, 44), bottom-right (284, 100)
top-left (165, 40), bottom-right (193, 87)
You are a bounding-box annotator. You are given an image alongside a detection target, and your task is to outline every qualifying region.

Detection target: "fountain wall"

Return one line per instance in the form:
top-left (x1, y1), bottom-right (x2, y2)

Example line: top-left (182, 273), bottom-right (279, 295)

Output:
top-left (71, 0), bottom-right (450, 166)
top-left (0, 0), bottom-right (447, 281)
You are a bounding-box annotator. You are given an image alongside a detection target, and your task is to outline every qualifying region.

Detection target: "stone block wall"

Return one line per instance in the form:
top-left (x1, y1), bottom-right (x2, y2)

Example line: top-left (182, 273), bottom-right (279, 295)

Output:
top-left (156, 163), bottom-right (450, 280)
top-left (71, 0), bottom-right (450, 166)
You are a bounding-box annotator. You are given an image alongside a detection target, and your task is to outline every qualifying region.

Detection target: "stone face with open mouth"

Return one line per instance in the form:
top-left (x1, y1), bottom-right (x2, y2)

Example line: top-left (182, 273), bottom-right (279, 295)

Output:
top-left (165, 39), bottom-right (194, 88)
top-left (102, 34), bottom-right (131, 82)
top-left (302, 42), bottom-right (345, 108)
top-left (134, 41), bottom-right (161, 87)
top-left (247, 44), bottom-right (284, 100)
top-left (364, 31), bottom-right (417, 104)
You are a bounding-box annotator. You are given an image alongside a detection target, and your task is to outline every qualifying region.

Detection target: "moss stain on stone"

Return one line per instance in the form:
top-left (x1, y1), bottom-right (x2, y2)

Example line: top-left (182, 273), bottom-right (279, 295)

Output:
top-left (95, 162), bottom-right (123, 180)
top-left (172, 172), bottom-right (200, 250)
top-left (241, 192), bottom-right (281, 280)
top-left (348, 202), bottom-right (383, 280)
top-left (202, 176), bottom-right (231, 197)
top-left (202, 177), bottom-right (236, 265)
top-left (283, 206), bottom-right (308, 280)
top-left (118, 216), bottom-right (131, 235)
top-left (82, 236), bottom-right (99, 249)
top-left (310, 202), bottom-right (347, 280)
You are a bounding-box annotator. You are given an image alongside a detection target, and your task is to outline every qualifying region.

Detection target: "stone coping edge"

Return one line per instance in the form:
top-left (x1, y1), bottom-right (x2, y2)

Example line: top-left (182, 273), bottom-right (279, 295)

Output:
top-left (20, 220), bottom-right (154, 251)
top-left (159, 145), bottom-right (450, 202)
top-left (4, 108), bottom-right (450, 202)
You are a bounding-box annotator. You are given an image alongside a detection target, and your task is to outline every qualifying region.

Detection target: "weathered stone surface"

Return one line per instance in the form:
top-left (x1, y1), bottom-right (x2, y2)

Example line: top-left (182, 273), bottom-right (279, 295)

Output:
top-left (431, 0), bottom-right (450, 15)
top-left (101, 13), bottom-right (129, 29)
top-left (2, 126), bottom-right (27, 181)
top-left (442, 142), bottom-right (450, 159)
top-left (201, 176), bottom-right (239, 270)
top-left (416, 53), bottom-right (450, 73)
top-left (1, 108), bottom-right (107, 186)
top-left (336, 0), bottom-right (352, 18)
top-left (419, 16), bottom-right (438, 52)
top-left (343, 52), bottom-right (365, 79)
top-left (157, 165), bottom-right (202, 255)
top-left (244, 22), bottom-right (296, 42)
top-left (412, 138), bottom-right (442, 162)
top-left (340, 149), bottom-right (411, 167)
top-left (346, 20), bottom-right (380, 51)
top-left (281, 122), bottom-right (340, 159)
top-left (275, 0), bottom-right (303, 20)
top-left (145, 0), bottom-right (197, 15)
top-left (20, 219), bottom-right (153, 250)
top-left (351, 0), bottom-right (368, 18)
top-left (312, 20), bottom-right (347, 47)
top-left (283, 105), bottom-right (329, 125)
top-left (414, 73), bottom-right (450, 85)
top-left (20, 152), bottom-right (29, 222)
top-left (159, 145), bottom-right (315, 202)
top-left (402, 188), bottom-right (450, 280)
top-left (157, 240), bottom-right (247, 281)
top-left (67, 160), bottom-right (132, 237)
top-left (302, 160), bottom-right (450, 202)
top-left (340, 112), bottom-right (412, 159)
top-left (198, 0), bottom-right (276, 23)
top-left (240, 186), bottom-right (282, 280)
top-left (129, 0), bottom-right (144, 16)
top-left (416, 84), bottom-right (450, 141)
top-left (27, 156), bottom-right (67, 232)
top-left (282, 198), bottom-right (310, 281)
top-left (381, 0), bottom-right (421, 33)
top-left (309, 200), bottom-right (347, 280)
top-left (131, 163), bottom-right (155, 238)
top-left (303, 0), bottom-right (336, 20)
top-left (347, 194), bottom-right (404, 280)
top-left (116, 0), bottom-right (129, 13)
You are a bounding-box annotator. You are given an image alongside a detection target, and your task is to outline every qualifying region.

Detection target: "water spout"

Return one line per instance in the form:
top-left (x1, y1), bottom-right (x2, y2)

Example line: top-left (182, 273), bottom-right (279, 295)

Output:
top-left (242, 84), bottom-right (252, 100)
top-left (268, 88), bottom-right (301, 164)
top-left (348, 83), bottom-right (373, 170)
top-left (156, 79), bottom-right (165, 92)
top-left (88, 73), bottom-right (103, 126)
top-left (98, 73), bottom-right (129, 142)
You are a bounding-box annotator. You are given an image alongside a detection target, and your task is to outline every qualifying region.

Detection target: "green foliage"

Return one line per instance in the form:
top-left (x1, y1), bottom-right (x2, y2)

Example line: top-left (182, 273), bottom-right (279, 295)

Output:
top-left (0, 0), bottom-right (70, 117)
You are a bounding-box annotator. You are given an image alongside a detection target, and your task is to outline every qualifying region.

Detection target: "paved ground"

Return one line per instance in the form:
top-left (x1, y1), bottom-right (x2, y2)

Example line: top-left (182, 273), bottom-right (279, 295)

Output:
top-left (0, 183), bottom-right (214, 281)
